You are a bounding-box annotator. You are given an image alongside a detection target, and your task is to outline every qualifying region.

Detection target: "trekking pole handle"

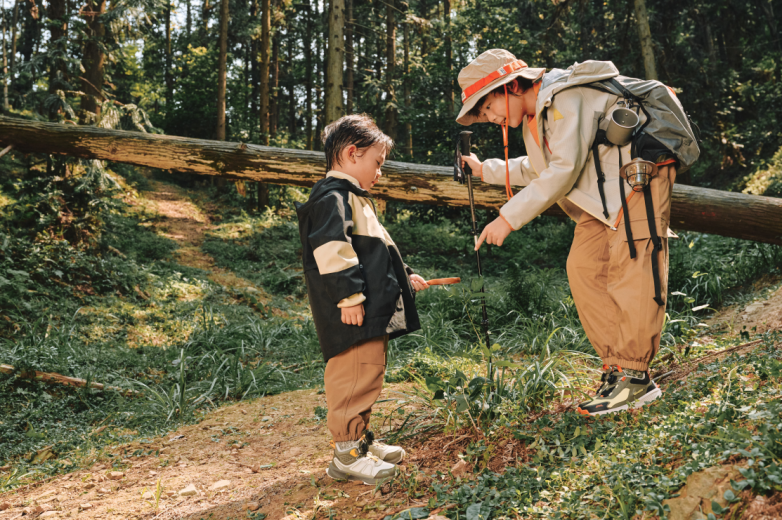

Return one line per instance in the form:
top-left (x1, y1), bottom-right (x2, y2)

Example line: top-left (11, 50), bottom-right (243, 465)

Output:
top-left (460, 131), bottom-right (473, 177)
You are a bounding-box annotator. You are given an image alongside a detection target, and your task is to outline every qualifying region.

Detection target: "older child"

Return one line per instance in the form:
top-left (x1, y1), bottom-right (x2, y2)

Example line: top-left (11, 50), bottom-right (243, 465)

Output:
top-left (296, 114), bottom-right (429, 484)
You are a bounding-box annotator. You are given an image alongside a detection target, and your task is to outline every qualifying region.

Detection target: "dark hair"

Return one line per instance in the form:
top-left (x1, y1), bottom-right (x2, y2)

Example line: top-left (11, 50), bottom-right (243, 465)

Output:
top-left (322, 114), bottom-right (394, 172)
top-left (465, 77), bottom-right (536, 120)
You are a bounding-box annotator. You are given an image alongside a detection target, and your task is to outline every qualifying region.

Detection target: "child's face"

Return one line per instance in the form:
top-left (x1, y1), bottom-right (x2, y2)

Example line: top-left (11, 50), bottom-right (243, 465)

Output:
top-left (337, 143), bottom-right (387, 191)
top-left (474, 82), bottom-right (526, 128)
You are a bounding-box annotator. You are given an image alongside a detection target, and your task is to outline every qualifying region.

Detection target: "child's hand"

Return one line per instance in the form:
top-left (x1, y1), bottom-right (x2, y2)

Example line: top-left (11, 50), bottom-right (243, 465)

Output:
top-left (461, 153), bottom-right (483, 179)
top-left (341, 303), bottom-right (365, 326)
top-left (409, 274), bottom-right (429, 292)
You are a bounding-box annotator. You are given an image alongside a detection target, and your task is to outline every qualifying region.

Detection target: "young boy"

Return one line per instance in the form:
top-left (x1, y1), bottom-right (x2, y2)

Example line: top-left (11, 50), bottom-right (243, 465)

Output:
top-left (295, 114), bottom-right (429, 485)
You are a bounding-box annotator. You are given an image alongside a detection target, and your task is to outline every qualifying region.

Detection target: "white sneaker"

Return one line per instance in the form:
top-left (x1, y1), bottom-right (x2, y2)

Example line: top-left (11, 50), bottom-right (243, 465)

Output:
top-left (326, 440), bottom-right (397, 485)
top-left (366, 434), bottom-right (406, 464)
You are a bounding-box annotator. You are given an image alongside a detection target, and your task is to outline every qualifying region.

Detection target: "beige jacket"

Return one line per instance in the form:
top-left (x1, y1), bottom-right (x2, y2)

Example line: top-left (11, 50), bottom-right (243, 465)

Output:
top-left (482, 62), bottom-right (670, 235)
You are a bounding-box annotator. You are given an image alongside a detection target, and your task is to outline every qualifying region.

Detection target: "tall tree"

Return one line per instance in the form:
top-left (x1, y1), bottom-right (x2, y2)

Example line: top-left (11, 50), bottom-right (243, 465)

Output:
top-left (9, 0), bottom-right (18, 85)
top-left (259, 0), bottom-right (271, 144)
top-left (344, 0), bottom-right (353, 113)
top-left (287, 27), bottom-right (296, 136)
top-left (403, 6), bottom-right (411, 156)
top-left (250, 0), bottom-right (260, 142)
top-left (80, 0), bottom-right (107, 120)
top-left (304, 0), bottom-right (313, 149)
top-left (633, 0), bottom-right (658, 80)
top-left (324, 0), bottom-right (344, 124)
top-left (314, 0), bottom-right (323, 150)
top-left (2, 5), bottom-right (8, 111)
top-left (216, 0), bottom-right (229, 140)
top-left (47, 0), bottom-right (67, 93)
top-left (270, 31), bottom-right (279, 137)
top-left (443, 0), bottom-right (452, 114)
top-left (186, 0), bottom-right (192, 37)
top-left (165, 1), bottom-right (173, 106)
top-left (384, 0), bottom-right (397, 140)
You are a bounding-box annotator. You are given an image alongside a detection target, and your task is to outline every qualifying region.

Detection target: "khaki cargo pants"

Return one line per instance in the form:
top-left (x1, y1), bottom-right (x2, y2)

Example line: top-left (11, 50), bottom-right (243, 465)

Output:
top-left (324, 335), bottom-right (388, 442)
top-left (567, 165), bottom-right (676, 372)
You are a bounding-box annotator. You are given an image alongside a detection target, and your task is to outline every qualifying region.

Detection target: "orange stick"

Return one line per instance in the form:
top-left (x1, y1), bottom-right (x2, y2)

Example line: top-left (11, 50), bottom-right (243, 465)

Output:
top-left (426, 277), bottom-right (461, 286)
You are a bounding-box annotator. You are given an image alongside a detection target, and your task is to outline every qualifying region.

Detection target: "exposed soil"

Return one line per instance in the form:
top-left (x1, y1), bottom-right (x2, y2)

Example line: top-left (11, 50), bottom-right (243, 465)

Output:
top-left (706, 277), bottom-right (782, 336)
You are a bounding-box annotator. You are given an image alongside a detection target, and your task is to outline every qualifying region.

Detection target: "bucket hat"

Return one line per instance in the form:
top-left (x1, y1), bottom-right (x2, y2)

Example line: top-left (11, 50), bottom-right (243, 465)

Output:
top-left (456, 49), bottom-right (545, 126)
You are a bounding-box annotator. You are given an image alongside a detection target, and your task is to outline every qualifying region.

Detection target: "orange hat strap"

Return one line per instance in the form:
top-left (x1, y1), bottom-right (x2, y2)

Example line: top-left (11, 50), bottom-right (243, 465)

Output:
top-left (461, 59), bottom-right (528, 103)
top-left (503, 85), bottom-right (513, 200)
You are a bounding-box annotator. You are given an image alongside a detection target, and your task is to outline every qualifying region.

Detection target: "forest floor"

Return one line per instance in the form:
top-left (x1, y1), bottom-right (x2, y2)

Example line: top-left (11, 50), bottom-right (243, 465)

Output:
top-left (2, 176), bottom-right (782, 520)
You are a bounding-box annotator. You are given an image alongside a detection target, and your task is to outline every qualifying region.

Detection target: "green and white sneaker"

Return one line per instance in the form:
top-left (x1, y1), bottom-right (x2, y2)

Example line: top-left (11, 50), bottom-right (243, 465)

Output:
top-left (364, 431), bottom-right (406, 464)
top-left (326, 438), bottom-right (397, 485)
top-left (576, 366), bottom-right (662, 416)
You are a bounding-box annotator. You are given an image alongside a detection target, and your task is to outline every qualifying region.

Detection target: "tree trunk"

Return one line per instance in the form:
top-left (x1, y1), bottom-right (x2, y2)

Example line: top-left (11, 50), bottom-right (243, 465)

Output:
top-left (259, 0), bottom-right (271, 144)
top-left (250, 0), bottom-right (260, 142)
top-left (419, 0), bottom-right (427, 57)
top-left (47, 0), bottom-right (67, 96)
top-left (314, 0), bottom-right (323, 150)
top-left (384, 0), bottom-right (397, 140)
top-left (80, 0), bottom-right (107, 120)
top-left (633, 0), bottom-right (657, 80)
top-left (304, 0), bottom-right (313, 149)
top-left (403, 9), bottom-right (411, 157)
top-left (287, 30), bottom-right (296, 136)
top-left (216, 0), bottom-right (229, 141)
top-left (2, 9), bottom-right (8, 111)
top-left (9, 0), bottom-right (18, 86)
top-left (324, 0), bottom-right (344, 124)
top-left (270, 31), bottom-right (279, 138)
top-left (344, 0), bottom-right (353, 114)
top-left (4, 116), bottom-right (782, 246)
top-left (201, 0), bottom-right (210, 39)
top-left (186, 0), bottom-right (192, 38)
top-left (165, 2), bottom-right (174, 106)
top-left (443, 0), bottom-right (452, 114)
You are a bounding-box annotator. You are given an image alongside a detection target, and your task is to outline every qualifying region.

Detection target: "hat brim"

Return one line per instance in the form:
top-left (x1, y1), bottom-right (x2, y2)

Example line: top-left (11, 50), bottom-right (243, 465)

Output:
top-left (456, 67), bottom-right (546, 126)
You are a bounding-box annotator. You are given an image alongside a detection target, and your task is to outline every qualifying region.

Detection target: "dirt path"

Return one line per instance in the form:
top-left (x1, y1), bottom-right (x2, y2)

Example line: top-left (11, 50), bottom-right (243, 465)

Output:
top-left (139, 179), bottom-right (270, 298)
top-left (0, 385), bottom-right (431, 520)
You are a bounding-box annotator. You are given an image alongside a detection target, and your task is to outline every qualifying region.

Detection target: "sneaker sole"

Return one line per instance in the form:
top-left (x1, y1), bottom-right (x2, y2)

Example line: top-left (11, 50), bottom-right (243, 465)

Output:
top-left (576, 386), bottom-right (662, 417)
top-left (326, 461), bottom-right (394, 486)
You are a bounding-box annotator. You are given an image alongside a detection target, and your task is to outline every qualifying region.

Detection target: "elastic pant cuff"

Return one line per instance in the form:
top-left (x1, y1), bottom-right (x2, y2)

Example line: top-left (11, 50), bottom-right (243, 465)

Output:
top-left (604, 357), bottom-right (649, 372)
top-left (331, 434), bottom-right (362, 442)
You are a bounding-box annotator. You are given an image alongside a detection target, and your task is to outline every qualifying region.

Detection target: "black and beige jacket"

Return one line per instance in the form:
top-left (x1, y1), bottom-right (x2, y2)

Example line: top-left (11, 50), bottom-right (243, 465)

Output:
top-left (295, 171), bottom-right (421, 361)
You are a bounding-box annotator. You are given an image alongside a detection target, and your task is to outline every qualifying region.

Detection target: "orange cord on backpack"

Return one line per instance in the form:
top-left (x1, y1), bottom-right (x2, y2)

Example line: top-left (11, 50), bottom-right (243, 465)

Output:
top-left (503, 85), bottom-right (513, 200)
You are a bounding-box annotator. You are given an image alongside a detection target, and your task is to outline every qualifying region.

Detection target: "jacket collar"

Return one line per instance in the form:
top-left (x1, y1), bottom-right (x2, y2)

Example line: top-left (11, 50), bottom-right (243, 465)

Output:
top-left (326, 170), bottom-right (363, 188)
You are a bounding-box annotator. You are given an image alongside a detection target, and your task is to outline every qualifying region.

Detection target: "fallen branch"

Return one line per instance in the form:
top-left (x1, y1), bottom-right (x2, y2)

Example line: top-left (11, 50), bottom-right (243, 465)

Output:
top-left (652, 338), bottom-right (766, 383)
top-left (0, 364), bottom-right (140, 396)
top-left (0, 144), bottom-right (13, 159)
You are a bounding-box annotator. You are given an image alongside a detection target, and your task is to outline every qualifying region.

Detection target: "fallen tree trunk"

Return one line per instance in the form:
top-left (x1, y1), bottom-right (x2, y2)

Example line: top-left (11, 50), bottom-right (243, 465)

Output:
top-left (0, 363), bottom-right (139, 396)
top-left (1, 116), bottom-right (781, 244)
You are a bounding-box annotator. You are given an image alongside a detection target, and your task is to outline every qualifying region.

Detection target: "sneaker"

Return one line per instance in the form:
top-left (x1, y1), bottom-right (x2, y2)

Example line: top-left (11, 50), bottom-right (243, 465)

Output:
top-left (577, 364), bottom-right (612, 409)
top-left (364, 431), bottom-right (406, 464)
top-left (326, 438), bottom-right (397, 485)
top-left (576, 366), bottom-right (662, 416)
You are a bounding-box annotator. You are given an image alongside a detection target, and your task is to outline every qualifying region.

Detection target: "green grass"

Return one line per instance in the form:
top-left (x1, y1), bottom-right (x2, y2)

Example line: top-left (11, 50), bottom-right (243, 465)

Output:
top-left (2, 164), bottom-right (782, 511)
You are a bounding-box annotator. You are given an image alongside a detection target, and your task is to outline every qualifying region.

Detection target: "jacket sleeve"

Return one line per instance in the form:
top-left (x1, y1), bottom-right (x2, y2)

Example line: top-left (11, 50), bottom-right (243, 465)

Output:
top-left (308, 190), bottom-right (366, 305)
top-left (481, 155), bottom-right (537, 187)
top-left (499, 89), bottom-right (590, 230)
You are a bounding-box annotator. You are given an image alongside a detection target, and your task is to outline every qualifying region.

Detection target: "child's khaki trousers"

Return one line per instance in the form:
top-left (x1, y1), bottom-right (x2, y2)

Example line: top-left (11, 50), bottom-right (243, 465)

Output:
top-left (567, 165), bottom-right (676, 372)
top-left (324, 335), bottom-right (388, 442)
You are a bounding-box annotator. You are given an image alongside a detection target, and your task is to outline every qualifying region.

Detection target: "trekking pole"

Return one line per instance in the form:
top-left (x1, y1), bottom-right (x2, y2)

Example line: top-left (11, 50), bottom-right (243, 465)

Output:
top-left (454, 131), bottom-right (492, 378)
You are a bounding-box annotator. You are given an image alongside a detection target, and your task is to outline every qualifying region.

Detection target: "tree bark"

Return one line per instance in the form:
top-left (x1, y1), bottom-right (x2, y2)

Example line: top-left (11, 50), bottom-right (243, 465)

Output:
top-left (9, 0), bottom-right (18, 85)
top-left (384, 0), bottom-right (397, 140)
top-left (270, 31), bottom-right (279, 137)
top-left (250, 0), bottom-right (260, 142)
top-left (3, 116), bottom-right (781, 245)
top-left (443, 0), bottom-right (452, 114)
top-left (304, 0), bottom-right (313, 149)
top-left (165, 1), bottom-right (174, 107)
top-left (2, 9), bottom-right (8, 111)
top-left (633, 0), bottom-right (657, 80)
top-left (80, 0), bottom-right (107, 120)
top-left (186, 0), bottom-right (192, 38)
top-left (287, 30), bottom-right (296, 136)
top-left (259, 0), bottom-right (271, 144)
top-left (324, 0), bottom-right (344, 124)
top-left (403, 8), bottom-right (411, 157)
top-left (314, 0), bottom-right (323, 150)
top-left (216, 0), bottom-right (229, 141)
top-left (47, 0), bottom-right (67, 96)
top-left (344, 0), bottom-right (353, 114)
